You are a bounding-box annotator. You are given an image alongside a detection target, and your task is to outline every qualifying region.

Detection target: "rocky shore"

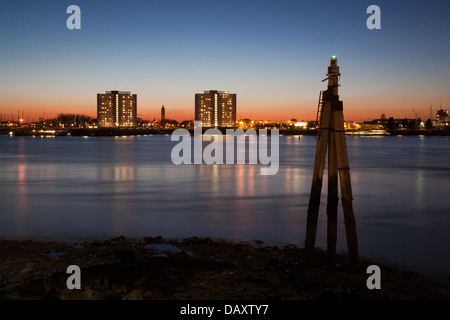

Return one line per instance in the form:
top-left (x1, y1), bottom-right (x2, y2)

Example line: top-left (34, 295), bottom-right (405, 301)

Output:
top-left (0, 236), bottom-right (448, 300)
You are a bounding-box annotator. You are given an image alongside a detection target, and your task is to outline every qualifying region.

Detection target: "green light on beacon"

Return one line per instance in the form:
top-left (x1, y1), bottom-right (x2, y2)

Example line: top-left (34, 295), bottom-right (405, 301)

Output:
top-left (331, 55), bottom-right (337, 59)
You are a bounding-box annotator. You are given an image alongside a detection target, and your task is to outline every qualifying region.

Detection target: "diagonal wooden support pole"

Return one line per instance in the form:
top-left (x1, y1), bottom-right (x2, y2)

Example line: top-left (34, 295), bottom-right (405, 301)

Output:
top-left (333, 107), bottom-right (358, 264)
top-left (305, 100), bottom-right (332, 256)
top-left (326, 112), bottom-right (339, 265)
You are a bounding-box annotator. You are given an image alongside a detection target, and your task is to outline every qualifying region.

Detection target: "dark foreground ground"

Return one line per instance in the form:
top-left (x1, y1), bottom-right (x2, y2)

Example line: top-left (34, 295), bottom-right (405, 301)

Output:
top-left (0, 236), bottom-right (448, 300)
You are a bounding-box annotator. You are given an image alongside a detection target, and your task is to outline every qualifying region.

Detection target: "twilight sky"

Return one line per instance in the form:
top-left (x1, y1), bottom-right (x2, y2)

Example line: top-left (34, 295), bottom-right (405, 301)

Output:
top-left (0, 0), bottom-right (449, 122)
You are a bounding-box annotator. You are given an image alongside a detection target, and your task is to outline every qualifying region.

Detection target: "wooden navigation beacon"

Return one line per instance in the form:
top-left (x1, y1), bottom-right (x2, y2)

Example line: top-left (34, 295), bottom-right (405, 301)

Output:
top-left (305, 56), bottom-right (358, 265)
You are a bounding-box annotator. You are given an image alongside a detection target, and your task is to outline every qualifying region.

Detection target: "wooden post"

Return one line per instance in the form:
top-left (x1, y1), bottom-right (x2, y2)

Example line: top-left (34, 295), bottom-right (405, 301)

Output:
top-left (305, 56), bottom-right (358, 265)
top-left (326, 110), bottom-right (338, 265)
top-left (305, 100), bottom-right (332, 256)
top-left (333, 108), bottom-right (358, 263)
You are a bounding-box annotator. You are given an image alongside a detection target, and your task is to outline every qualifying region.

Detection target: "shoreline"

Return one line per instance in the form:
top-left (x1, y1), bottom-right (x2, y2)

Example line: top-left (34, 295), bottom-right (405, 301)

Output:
top-left (2, 127), bottom-right (450, 137)
top-left (0, 236), bottom-right (448, 300)
top-left (1, 233), bottom-right (446, 285)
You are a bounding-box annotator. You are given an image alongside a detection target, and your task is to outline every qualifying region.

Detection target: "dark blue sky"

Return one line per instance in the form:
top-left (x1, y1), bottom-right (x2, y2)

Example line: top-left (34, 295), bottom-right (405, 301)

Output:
top-left (1, 0), bottom-right (449, 121)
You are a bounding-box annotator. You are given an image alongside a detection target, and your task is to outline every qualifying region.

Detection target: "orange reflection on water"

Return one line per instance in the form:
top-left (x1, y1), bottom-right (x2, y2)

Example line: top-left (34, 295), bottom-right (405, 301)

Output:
top-left (235, 164), bottom-right (256, 198)
top-left (114, 166), bottom-right (135, 182)
top-left (100, 166), bottom-right (136, 182)
top-left (18, 163), bottom-right (26, 182)
top-left (15, 163), bottom-right (28, 236)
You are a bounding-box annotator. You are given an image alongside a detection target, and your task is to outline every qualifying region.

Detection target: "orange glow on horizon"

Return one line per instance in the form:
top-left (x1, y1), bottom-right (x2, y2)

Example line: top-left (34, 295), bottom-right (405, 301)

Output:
top-left (0, 98), bottom-right (444, 123)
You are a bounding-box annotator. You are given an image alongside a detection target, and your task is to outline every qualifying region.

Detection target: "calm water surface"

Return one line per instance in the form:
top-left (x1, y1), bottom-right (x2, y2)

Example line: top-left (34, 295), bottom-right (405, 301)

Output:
top-left (0, 134), bottom-right (449, 282)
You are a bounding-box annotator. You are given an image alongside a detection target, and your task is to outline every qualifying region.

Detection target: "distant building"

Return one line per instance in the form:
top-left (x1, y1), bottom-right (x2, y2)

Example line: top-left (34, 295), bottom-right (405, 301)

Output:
top-left (362, 118), bottom-right (417, 130)
top-left (161, 105), bottom-right (166, 127)
top-left (436, 108), bottom-right (448, 121)
top-left (436, 108), bottom-right (449, 128)
top-left (97, 90), bottom-right (137, 127)
top-left (195, 90), bottom-right (236, 128)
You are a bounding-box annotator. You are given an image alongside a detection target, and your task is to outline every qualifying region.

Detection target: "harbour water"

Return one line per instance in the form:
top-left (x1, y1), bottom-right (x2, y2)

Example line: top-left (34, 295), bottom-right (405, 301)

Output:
top-left (0, 134), bottom-right (449, 283)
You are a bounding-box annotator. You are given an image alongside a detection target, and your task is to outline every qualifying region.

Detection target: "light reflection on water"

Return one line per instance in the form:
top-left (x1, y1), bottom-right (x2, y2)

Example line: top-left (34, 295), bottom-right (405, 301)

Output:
top-left (0, 134), bottom-right (449, 282)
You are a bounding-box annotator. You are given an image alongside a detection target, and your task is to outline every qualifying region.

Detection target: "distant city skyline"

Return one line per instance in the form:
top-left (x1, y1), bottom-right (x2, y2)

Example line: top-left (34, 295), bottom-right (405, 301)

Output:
top-left (1, 0), bottom-right (449, 122)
